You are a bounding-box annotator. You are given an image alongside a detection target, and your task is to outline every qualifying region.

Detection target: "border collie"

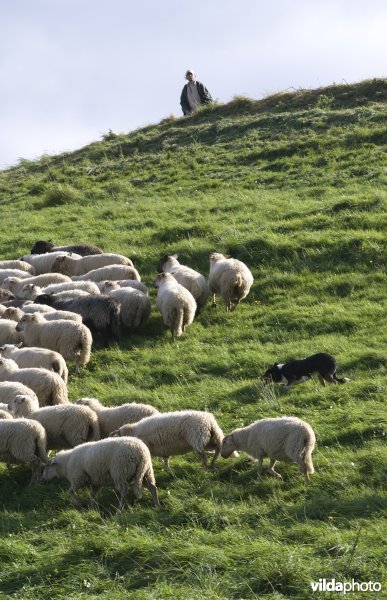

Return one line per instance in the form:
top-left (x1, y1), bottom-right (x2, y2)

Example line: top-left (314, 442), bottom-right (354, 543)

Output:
top-left (262, 353), bottom-right (349, 389)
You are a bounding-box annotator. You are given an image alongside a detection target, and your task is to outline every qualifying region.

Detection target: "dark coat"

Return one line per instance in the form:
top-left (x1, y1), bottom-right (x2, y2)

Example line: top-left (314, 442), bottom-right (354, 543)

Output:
top-left (180, 81), bottom-right (212, 115)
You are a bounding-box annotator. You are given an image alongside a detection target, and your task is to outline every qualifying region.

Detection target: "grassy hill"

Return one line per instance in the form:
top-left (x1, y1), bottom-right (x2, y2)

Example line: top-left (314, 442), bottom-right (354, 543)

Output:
top-left (0, 78), bottom-right (386, 599)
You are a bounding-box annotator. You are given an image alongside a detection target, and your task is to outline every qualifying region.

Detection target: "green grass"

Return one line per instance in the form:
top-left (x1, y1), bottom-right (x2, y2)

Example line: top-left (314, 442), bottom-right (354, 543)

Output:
top-left (0, 78), bottom-right (386, 599)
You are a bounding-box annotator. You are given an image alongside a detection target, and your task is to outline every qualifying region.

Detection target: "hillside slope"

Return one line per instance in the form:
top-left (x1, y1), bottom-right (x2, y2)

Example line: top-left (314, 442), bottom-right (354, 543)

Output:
top-left (0, 79), bottom-right (385, 599)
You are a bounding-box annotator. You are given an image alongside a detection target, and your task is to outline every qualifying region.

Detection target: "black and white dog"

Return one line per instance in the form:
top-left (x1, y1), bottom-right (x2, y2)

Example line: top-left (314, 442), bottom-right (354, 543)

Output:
top-left (263, 353), bottom-right (349, 389)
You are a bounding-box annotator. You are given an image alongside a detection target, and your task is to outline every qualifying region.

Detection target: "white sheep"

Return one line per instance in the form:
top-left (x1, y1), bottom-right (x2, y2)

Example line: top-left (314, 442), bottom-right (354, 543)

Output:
top-left (154, 272), bottom-right (196, 341)
top-left (105, 287), bottom-right (151, 330)
top-left (208, 252), bottom-right (254, 312)
top-left (15, 313), bottom-right (92, 374)
top-left (111, 410), bottom-right (228, 470)
top-left (22, 303), bottom-right (56, 314)
top-left (0, 343), bottom-right (68, 383)
top-left (97, 279), bottom-right (148, 295)
top-left (221, 416), bottom-right (316, 482)
top-left (21, 252), bottom-right (82, 275)
top-left (71, 264), bottom-right (141, 282)
top-left (0, 381), bottom-right (39, 408)
top-left (42, 281), bottom-right (101, 295)
top-left (157, 254), bottom-right (209, 313)
top-left (0, 418), bottom-right (48, 481)
top-left (0, 260), bottom-right (35, 274)
top-left (2, 274), bottom-right (71, 296)
top-left (0, 269), bottom-right (31, 284)
top-left (41, 437), bottom-right (160, 509)
top-left (9, 396), bottom-right (100, 450)
top-left (51, 253), bottom-right (134, 276)
top-left (3, 306), bottom-right (82, 325)
top-left (0, 358), bottom-right (68, 406)
top-left (0, 408), bottom-right (13, 419)
top-left (0, 319), bottom-right (24, 344)
top-left (76, 397), bottom-right (159, 438)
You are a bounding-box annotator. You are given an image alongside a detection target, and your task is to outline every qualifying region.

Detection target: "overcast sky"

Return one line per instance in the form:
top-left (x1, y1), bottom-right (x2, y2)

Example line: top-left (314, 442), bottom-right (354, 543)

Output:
top-left (1, 0), bottom-right (386, 169)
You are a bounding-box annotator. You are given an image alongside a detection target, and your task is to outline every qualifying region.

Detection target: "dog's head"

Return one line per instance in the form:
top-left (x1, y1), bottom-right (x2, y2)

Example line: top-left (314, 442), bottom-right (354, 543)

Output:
top-left (262, 364), bottom-right (283, 384)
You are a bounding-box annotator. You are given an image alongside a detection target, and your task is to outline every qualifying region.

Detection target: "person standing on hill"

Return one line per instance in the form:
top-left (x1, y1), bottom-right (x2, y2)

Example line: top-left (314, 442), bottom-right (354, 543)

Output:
top-left (180, 69), bottom-right (212, 116)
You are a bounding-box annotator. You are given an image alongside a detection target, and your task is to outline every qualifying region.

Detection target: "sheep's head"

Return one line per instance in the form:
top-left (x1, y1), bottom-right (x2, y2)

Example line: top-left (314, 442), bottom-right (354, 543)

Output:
top-left (15, 313), bottom-right (40, 331)
top-left (220, 434), bottom-right (238, 458)
top-left (156, 254), bottom-right (178, 273)
top-left (3, 307), bottom-right (22, 321)
top-left (75, 397), bottom-right (101, 411)
top-left (34, 293), bottom-right (54, 306)
top-left (51, 255), bottom-right (68, 273)
top-left (41, 457), bottom-right (60, 483)
top-left (209, 252), bottom-right (226, 265)
top-left (153, 272), bottom-right (173, 288)
top-left (31, 240), bottom-right (55, 254)
top-left (8, 394), bottom-right (33, 418)
top-left (0, 357), bottom-right (19, 374)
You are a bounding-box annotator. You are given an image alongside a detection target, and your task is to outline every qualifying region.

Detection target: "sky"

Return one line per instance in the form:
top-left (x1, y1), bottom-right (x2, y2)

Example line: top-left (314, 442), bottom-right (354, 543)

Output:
top-left (1, 0), bottom-right (386, 169)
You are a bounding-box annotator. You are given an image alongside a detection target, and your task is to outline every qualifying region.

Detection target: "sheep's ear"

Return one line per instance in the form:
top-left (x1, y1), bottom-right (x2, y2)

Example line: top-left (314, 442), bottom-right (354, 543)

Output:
top-left (16, 342), bottom-right (23, 348)
top-left (48, 457), bottom-right (58, 465)
top-left (172, 253), bottom-right (179, 259)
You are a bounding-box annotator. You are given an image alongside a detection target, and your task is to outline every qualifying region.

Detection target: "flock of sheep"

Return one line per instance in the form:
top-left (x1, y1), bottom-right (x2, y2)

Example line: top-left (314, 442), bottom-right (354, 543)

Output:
top-left (0, 240), bottom-right (316, 510)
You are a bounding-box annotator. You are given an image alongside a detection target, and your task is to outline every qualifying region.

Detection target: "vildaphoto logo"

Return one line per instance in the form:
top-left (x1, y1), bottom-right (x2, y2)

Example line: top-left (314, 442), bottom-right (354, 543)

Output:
top-left (310, 578), bottom-right (382, 594)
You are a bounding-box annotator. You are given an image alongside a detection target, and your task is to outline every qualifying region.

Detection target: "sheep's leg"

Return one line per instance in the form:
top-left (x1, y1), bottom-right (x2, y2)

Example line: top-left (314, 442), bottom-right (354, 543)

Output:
top-left (90, 486), bottom-right (99, 509)
top-left (162, 457), bottom-right (172, 472)
top-left (144, 476), bottom-right (160, 509)
top-left (197, 450), bottom-right (208, 469)
top-left (267, 459), bottom-right (282, 479)
top-left (212, 293), bottom-right (217, 306)
top-left (210, 448), bottom-right (221, 468)
top-left (29, 459), bottom-right (42, 484)
top-left (69, 486), bottom-right (83, 510)
top-left (256, 457), bottom-right (264, 478)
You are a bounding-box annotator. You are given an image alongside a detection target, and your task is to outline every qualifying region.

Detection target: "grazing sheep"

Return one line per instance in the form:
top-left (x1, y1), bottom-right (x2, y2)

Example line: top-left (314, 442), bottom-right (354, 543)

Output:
top-left (97, 279), bottom-right (148, 295)
top-left (154, 272), bottom-right (196, 341)
top-left (42, 281), bottom-right (101, 295)
top-left (31, 240), bottom-right (103, 256)
top-left (0, 382), bottom-right (39, 408)
top-left (157, 254), bottom-right (209, 313)
top-left (208, 253), bottom-right (254, 312)
top-left (51, 253), bottom-right (134, 277)
top-left (41, 437), bottom-right (160, 509)
top-left (104, 287), bottom-right (151, 330)
top-left (9, 396), bottom-right (100, 450)
top-left (71, 264), bottom-right (141, 282)
top-left (20, 252), bottom-right (82, 275)
top-left (35, 293), bottom-right (120, 345)
top-left (0, 260), bottom-right (35, 274)
top-left (0, 343), bottom-right (68, 383)
top-left (0, 358), bottom-right (68, 406)
top-left (221, 416), bottom-right (316, 482)
top-left (111, 410), bottom-right (227, 470)
top-left (2, 274), bottom-right (71, 296)
top-left (0, 319), bottom-right (24, 344)
top-left (2, 306), bottom-right (82, 326)
top-left (15, 313), bottom-right (92, 374)
top-left (76, 397), bottom-right (159, 438)
top-left (0, 418), bottom-right (48, 481)
top-left (0, 269), bottom-right (31, 285)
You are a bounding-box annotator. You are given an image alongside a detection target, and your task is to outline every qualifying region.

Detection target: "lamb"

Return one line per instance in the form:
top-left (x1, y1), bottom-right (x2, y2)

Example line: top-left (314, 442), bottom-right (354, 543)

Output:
top-left (51, 253), bottom-right (134, 277)
top-left (0, 382), bottom-right (39, 408)
top-left (2, 274), bottom-right (71, 295)
top-left (0, 343), bottom-right (68, 383)
top-left (20, 252), bottom-right (82, 275)
top-left (111, 410), bottom-right (228, 470)
top-left (221, 416), bottom-right (316, 482)
top-left (208, 252), bottom-right (254, 312)
top-left (76, 397), bottom-right (159, 438)
top-left (97, 279), bottom-right (148, 295)
top-left (9, 396), bottom-right (100, 450)
top-left (104, 287), bottom-right (151, 330)
top-left (0, 319), bottom-right (24, 344)
top-left (71, 264), bottom-right (141, 282)
top-left (15, 313), bottom-right (92, 374)
top-left (0, 260), bottom-right (35, 274)
top-left (154, 272), bottom-right (196, 341)
top-left (41, 437), bottom-right (160, 509)
top-left (0, 269), bottom-right (31, 284)
top-left (3, 306), bottom-right (82, 325)
top-left (34, 293), bottom-right (120, 345)
top-left (31, 240), bottom-right (103, 256)
top-left (0, 358), bottom-right (69, 406)
top-left (157, 254), bottom-right (209, 313)
top-left (0, 418), bottom-right (48, 481)
top-left (42, 281), bottom-right (101, 295)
